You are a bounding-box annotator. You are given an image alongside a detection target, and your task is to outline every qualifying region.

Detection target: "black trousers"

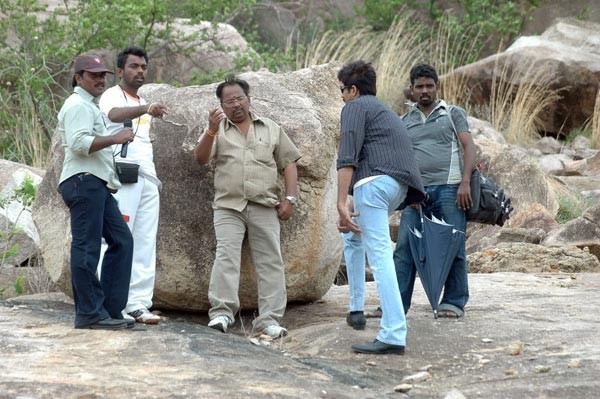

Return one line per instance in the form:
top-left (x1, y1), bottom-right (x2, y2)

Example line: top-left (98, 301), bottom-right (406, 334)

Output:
top-left (60, 174), bottom-right (133, 328)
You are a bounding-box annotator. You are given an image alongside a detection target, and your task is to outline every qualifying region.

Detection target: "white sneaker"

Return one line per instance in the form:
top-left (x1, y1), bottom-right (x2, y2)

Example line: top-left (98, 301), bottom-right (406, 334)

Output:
top-left (121, 311), bottom-right (135, 321)
top-left (128, 308), bottom-right (161, 324)
top-left (263, 325), bottom-right (288, 339)
top-left (208, 315), bottom-right (233, 333)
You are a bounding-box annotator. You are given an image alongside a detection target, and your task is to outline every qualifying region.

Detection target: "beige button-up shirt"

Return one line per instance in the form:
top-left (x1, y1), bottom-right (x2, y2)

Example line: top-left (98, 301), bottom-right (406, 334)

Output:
top-left (204, 113), bottom-right (301, 212)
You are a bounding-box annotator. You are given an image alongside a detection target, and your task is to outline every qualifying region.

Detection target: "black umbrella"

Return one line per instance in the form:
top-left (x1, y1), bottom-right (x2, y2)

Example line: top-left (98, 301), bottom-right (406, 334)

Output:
top-left (408, 207), bottom-right (465, 318)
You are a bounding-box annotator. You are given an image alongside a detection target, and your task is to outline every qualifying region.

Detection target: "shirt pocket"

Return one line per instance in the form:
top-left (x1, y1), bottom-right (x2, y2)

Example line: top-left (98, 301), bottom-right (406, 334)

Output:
top-left (254, 142), bottom-right (275, 164)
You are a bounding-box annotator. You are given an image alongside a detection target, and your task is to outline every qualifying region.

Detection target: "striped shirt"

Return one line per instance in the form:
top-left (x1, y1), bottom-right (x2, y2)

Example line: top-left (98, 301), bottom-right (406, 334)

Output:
top-left (337, 95), bottom-right (425, 207)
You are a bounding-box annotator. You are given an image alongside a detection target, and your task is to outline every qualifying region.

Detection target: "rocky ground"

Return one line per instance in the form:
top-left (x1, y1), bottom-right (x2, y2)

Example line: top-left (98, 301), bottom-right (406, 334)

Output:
top-left (1, 272), bottom-right (599, 399)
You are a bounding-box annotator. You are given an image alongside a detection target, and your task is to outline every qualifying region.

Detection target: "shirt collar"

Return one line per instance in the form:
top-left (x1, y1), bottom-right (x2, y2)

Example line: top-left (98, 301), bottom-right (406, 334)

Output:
top-left (223, 111), bottom-right (264, 129)
top-left (74, 86), bottom-right (96, 103)
top-left (410, 99), bottom-right (449, 115)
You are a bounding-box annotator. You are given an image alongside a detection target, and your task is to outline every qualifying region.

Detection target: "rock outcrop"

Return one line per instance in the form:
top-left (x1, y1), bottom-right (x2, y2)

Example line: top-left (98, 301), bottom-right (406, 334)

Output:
top-left (468, 243), bottom-right (600, 273)
top-left (542, 204), bottom-right (600, 261)
top-left (2, 273), bottom-right (600, 399)
top-left (449, 19), bottom-right (600, 135)
top-left (32, 63), bottom-right (344, 311)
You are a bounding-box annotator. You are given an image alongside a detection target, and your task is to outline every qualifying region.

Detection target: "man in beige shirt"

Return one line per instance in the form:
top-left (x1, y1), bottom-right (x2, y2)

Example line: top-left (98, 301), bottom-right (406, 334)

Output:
top-left (194, 76), bottom-right (301, 338)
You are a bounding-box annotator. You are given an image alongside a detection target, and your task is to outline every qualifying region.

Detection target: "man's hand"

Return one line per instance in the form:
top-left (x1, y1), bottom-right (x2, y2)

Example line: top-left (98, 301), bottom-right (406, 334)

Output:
top-left (147, 103), bottom-right (169, 119)
top-left (113, 127), bottom-right (134, 144)
top-left (337, 203), bottom-right (361, 233)
top-left (277, 200), bottom-right (294, 220)
top-left (208, 107), bottom-right (226, 133)
top-left (89, 127), bottom-right (132, 154)
top-left (456, 180), bottom-right (472, 211)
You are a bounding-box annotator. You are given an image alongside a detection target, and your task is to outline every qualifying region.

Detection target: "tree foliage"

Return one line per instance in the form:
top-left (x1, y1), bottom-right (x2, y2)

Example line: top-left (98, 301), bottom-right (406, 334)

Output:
top-left (0, 0), bottom-right (259, 166)
top-left (358, 0), bottom-right (540, 59)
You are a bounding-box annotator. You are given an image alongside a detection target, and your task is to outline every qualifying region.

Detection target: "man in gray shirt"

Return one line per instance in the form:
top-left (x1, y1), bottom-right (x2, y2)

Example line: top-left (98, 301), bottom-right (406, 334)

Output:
top-left (394, 64), bottom-right (476, 318)
top-left (336, 60), bottom-right (424, 355)
top-left (58, 54), bottom-right (135, 330)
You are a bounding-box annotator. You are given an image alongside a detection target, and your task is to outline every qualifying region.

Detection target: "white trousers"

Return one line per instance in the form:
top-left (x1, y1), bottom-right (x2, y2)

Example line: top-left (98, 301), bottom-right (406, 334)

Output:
top-left (99, 176), bottom-right (160, 313)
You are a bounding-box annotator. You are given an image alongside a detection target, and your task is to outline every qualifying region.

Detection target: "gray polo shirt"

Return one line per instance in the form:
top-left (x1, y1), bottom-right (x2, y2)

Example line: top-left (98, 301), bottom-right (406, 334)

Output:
top-left (337, 95), bottom-right (425, 207)
top-left (402, 100), bottom-right (470, 186)
top-left (58, 86), bottom-right (120, 191)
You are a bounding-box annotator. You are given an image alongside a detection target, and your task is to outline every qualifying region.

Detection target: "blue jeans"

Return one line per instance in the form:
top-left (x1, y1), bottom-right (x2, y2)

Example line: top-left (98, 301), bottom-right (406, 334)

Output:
top-left (354, 175), bottom-right (408, 346)
top-left (393, 184), bottom-right (468, 315)
top-left (60, 174), bottom-right (133, 328)
top-left (342, 231), bottom-right (366, 312)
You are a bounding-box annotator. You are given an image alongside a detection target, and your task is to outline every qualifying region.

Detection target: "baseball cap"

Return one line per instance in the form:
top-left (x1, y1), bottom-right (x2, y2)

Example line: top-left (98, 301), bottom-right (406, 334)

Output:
top-left (73, 55), bottom-right (114, 74)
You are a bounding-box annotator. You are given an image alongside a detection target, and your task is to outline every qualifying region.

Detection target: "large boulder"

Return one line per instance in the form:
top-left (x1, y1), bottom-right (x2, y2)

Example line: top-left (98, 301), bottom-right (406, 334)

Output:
top-left (449, 19), bottom-right (600, 135)
top-left (146, 19), bottom-right (251, 86)
top-left (0, 161), bottom-right (45, 267)
top-left (32, 63), bottom-right (344, 311)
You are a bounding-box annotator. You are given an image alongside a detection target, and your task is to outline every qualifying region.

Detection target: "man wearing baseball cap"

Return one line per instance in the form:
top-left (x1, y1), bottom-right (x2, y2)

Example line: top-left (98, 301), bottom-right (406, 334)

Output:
top-left (58, 54), bottom-right (136, 330)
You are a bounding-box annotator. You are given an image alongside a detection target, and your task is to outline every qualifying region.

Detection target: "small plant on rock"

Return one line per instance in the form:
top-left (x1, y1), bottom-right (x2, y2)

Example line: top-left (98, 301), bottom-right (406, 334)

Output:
top-left (0, 175), bottom-right (39, 298)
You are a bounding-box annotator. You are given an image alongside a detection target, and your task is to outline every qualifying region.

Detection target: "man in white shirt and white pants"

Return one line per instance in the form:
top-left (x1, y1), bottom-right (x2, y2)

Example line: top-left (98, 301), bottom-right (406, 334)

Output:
top-left (99, 46), bottom-right (168, 324)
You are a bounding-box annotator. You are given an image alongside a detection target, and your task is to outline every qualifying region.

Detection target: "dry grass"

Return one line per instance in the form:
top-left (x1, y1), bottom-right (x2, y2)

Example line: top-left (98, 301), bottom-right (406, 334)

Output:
top-left (485, 56), bottom-right (560, 146)
top-left (375, 15), bottom-right (426, 108)
top-left (592, 87), bottom-right (600, 149)
top-left (297, 27), bottom-right (382, 70)
top-left (431, 13), bottom-right (483, 107)
top-left (298, 11), bottom-right (562, 149)
top-left (298, 13), bottom-right (425, 110)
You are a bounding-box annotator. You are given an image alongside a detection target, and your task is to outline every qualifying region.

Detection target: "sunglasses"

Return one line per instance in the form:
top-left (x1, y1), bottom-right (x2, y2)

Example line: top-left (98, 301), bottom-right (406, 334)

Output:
top-left (340, 85), bottom-right (351, 93)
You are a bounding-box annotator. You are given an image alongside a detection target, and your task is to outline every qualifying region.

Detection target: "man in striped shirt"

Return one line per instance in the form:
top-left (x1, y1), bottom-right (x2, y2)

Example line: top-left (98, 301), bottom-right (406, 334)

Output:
top-left (336, 60), bottom-right (425, 355)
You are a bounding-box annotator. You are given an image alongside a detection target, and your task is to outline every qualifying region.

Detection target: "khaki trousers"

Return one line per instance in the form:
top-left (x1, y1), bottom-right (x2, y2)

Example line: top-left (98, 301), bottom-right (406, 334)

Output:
top-left (208, 202), bottom-right (287, 331)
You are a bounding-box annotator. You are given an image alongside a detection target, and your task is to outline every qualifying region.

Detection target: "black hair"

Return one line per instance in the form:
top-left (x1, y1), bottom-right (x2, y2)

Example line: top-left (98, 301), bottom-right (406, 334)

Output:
top-left (216, 75), bottom-right (250, 101)
top-left (71, 71), bottom-right (84, 88)
top-left (116, 46), bottom-right (148, 69)
top-left (337, 60), bottom-right (377, 96)
top-left (409, 64), bottom-right (439, 85)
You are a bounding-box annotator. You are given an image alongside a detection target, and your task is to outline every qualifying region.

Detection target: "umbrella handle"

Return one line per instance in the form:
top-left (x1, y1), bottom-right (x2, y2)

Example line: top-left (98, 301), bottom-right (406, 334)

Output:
top-left (419, 204), bottom-right (425, 233)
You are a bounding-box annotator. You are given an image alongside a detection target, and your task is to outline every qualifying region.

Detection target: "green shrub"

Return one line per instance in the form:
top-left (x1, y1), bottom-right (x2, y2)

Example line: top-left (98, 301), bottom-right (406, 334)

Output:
top-left (555, 193), bottom-right (595, 224)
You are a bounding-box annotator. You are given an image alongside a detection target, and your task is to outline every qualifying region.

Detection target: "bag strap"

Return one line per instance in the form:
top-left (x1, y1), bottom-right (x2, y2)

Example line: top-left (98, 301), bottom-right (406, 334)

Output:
top-left (446, 104), bottom-right (459, 137)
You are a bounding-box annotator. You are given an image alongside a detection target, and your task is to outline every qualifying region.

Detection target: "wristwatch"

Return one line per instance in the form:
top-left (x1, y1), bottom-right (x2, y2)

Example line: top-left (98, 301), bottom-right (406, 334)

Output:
top-left (285, 195), bottom-right (297, 205)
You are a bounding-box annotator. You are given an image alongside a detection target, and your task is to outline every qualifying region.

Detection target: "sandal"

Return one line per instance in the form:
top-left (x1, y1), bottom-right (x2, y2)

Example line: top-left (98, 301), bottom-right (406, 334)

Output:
top-left (437, 309), bottom-right (459, 318)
